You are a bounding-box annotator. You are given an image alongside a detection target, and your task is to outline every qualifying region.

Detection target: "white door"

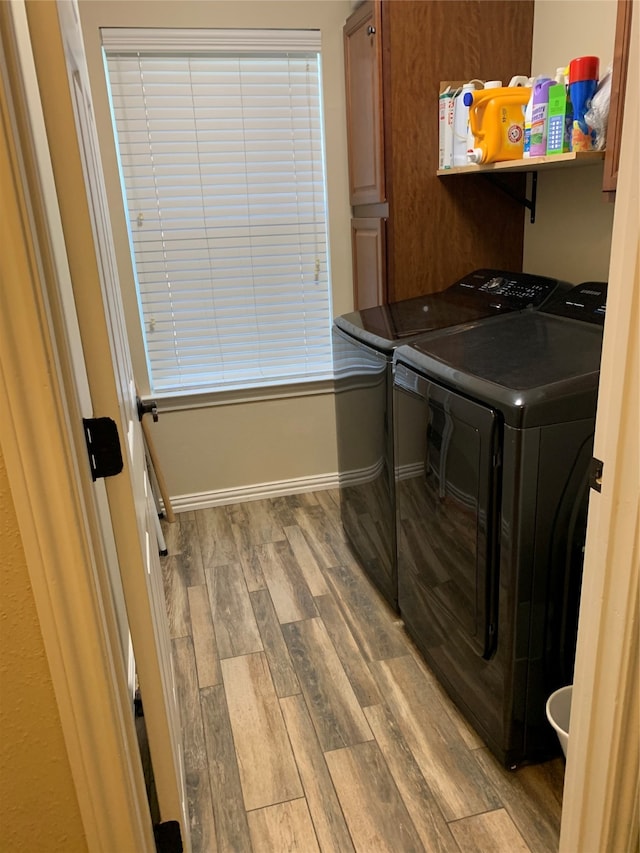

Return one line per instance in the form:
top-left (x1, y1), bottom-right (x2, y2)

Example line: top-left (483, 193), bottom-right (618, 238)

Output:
top-left (51, 0), bottom-right (189, 842)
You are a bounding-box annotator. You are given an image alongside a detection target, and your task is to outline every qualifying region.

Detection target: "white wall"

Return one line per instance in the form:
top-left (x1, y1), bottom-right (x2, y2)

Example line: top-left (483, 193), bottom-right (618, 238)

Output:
top-left (523, 1), bottom-right (617, 283)
top-left (78, 0), bottom-right (353, 503)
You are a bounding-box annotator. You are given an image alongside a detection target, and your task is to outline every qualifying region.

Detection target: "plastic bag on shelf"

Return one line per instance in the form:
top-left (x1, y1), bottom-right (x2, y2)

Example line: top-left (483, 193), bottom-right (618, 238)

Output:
top-left (585, 64), bottom-right (612, 151)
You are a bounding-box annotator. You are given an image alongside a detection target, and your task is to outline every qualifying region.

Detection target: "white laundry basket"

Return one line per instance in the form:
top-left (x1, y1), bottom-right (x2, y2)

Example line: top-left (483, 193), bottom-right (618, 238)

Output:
top-left (546, 685), bottom-right (572, 757)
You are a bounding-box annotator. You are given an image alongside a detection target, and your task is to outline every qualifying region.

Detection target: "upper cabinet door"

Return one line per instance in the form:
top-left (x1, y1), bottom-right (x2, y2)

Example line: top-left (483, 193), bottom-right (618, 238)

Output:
top-left (344, 1), bottom-right (385, 205)
top-left (603, 0), bottom-right (632, 193)
top-left (351, 216), bottom-right (387, 309)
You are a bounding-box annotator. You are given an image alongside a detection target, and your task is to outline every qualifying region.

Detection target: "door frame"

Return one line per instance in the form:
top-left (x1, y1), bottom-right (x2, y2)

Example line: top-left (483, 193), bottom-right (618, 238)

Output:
top-left (2, 1), bottom-right (637, 850)
top-left (560, 5), bottom-right (639, 849)
top-left (0, 5), bottom-right (155, 851)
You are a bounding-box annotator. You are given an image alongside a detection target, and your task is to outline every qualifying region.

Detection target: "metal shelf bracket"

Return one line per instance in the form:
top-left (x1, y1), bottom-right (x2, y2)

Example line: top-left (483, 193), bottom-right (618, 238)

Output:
top-left (482, 170), bottom-right (538, 223)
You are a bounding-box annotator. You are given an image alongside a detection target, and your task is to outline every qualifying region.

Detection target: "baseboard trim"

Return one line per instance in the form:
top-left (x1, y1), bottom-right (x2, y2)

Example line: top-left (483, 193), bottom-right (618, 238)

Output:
top-left (168, 461), bottom-right (428, 513)
top-left (169, 471), bottom-right (342, 512)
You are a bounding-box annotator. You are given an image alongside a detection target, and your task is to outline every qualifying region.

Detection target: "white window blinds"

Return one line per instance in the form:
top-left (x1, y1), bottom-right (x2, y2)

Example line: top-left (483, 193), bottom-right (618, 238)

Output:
top-left (102, 29), bottom-right (332, 395)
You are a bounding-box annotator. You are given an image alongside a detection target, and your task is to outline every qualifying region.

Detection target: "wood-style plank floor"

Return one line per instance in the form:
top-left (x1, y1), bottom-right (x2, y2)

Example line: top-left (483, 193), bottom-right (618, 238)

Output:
top-left (161, 489), bottom-right (565, 853)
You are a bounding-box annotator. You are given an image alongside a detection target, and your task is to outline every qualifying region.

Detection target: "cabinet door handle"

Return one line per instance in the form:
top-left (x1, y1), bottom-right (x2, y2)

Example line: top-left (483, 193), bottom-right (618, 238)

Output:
top-left (367, 25), bottom-right (376, 35)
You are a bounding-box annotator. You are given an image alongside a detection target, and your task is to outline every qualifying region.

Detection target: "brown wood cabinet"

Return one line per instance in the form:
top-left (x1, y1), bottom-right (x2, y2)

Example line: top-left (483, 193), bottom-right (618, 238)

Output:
top-left (351, 217), bottom-right (386, 309)
top-left (344, 1), bottom-right (385, 206)
top-left (603, 0), bottom-right (632, 194)
top-left (344, 0), bottom-right (535, 308)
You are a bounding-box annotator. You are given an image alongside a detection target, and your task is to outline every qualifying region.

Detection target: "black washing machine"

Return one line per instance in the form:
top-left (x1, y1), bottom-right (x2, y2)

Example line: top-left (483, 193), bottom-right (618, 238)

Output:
top-left (392, 281), bottom-right (607, 766)
top-left (333, 269), bottom-right (568, 611)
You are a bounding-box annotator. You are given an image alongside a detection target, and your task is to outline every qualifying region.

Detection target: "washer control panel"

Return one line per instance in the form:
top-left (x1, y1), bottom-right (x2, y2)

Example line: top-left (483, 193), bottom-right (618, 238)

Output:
top-left (479, 276), bottom-right (549, 301)
top-left (450, 269), bottom-right (569, 307)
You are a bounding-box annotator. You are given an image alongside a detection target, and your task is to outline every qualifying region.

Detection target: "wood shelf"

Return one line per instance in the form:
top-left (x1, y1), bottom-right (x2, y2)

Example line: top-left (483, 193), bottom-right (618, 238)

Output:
top-left (437, 151), bottom-right (605, 176)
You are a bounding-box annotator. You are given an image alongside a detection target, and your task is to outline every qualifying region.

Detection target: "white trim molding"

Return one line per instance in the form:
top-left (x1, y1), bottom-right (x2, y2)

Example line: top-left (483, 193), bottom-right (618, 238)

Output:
top-left (169, 471), bottom-right (341, 512)
top-left (168, 461), bottom-right (424, 513)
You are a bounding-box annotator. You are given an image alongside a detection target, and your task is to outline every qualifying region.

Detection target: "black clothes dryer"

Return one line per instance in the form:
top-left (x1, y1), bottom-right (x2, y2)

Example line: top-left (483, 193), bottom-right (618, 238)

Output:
top-left (333, 269), bottom-right (568, 611)
top-left (392, 281), bottom-right (607, 766)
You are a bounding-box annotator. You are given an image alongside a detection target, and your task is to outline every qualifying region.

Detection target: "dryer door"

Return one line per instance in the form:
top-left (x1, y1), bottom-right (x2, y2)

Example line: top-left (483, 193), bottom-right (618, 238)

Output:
top-left (395, 364), bottom-right (500, 659)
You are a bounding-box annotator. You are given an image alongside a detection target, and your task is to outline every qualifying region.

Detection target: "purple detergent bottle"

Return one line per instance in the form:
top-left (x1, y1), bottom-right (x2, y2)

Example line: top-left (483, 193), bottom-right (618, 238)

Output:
top-left (529, 77), bottom-right (554, 157)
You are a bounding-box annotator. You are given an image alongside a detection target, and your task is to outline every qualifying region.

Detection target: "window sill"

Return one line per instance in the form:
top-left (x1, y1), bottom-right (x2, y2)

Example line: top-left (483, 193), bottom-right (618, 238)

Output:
top-left (144, 378), bottom-right (336, 413)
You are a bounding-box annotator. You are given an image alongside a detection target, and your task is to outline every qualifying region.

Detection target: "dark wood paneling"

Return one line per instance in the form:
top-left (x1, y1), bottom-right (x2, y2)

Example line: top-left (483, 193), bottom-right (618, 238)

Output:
top-left (343, 0), bottom-right (534, 304)
top-left (603, 0), bottom-right (632, 193)
top-left (384, 0), bottom-right (534, 300)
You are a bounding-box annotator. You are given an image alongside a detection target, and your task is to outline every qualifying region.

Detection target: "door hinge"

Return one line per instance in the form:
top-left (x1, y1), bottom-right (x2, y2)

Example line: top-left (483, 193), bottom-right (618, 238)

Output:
top-left (589, 456), bottom-right (604, 493)
top-left (82, 417), bottom-right (124, 481)
top-left (154, 821), bottom-right (183, 853)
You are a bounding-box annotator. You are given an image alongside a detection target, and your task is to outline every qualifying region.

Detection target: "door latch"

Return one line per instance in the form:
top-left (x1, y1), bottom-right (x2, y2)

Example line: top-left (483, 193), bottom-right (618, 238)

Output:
top-left (589, 456), bottom-right (604, 493)
top-left (83, 417), bottom-right (124, 481)
top-left (154, 821), bottom-right (183, 853)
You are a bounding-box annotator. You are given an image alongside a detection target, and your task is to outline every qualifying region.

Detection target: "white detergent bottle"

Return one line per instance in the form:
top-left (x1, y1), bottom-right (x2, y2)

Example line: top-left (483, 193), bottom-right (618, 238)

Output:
top-left (453, 82), bottom-right (479, 167)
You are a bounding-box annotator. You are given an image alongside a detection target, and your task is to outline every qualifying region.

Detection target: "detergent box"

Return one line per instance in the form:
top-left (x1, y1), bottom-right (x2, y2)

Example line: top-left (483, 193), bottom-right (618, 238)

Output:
top-left (546, 82), bottom-right (572, 155)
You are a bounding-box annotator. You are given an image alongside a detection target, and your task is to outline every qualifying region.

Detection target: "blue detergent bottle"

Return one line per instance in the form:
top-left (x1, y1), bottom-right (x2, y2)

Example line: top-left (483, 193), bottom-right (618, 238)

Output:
top-left (568, 56), bottom-right (599, 151)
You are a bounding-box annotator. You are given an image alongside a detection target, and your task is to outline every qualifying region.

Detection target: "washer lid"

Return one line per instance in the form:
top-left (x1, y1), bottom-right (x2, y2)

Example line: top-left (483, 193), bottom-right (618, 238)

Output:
top-left (395, 311), bottom-right (604, 428)
top-left (334, 269), bottom-right (568, 352)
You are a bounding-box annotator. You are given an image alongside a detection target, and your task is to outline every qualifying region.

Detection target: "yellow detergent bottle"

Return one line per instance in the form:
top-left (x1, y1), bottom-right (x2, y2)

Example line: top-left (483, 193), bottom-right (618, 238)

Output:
top-left (463, 86), bottom-right (531, 164)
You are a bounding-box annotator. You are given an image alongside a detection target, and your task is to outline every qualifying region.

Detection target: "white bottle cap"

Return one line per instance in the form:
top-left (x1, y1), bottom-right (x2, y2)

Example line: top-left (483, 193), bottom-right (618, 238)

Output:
top-left (467, 148), bottom-right (483, 164)
top-left (484, 80), bottom-right (502, 89)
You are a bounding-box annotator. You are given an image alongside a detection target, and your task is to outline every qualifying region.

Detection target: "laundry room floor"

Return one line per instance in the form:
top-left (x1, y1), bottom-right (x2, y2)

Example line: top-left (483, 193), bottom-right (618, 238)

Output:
top-left (161, 489), bottom-right (565, 853)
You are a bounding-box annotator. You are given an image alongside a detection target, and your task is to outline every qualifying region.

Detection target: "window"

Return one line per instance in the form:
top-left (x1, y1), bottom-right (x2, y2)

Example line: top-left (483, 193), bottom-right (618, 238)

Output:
top-left (102, 29), bottom-right (332, 396)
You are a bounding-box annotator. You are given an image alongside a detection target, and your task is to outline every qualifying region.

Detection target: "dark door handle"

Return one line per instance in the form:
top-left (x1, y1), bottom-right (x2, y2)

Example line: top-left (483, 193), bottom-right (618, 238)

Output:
top-left (136, 396), bottom-right (158, 422)
top-left (367, 25), bottom-right (376, 35)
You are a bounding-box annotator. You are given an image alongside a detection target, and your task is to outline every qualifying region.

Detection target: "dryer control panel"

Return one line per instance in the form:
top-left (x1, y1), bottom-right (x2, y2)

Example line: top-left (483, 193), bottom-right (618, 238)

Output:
top-left (542, 281), bottom-right (607, 325)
